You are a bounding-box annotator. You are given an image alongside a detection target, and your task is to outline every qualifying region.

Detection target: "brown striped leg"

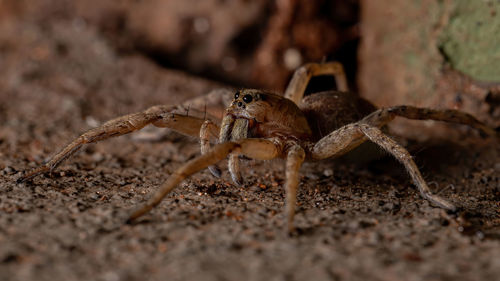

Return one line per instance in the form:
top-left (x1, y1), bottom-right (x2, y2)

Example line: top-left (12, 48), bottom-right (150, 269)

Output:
top-left (18, 105), bottom-right (218, 183)
top-left (311, 123), bottom-right (456, 211)
top-left (362, 105), bottom-right (497, 137)
top-left (127, 139), bottom-right (280, 222)
top-left (284, 145), bottom-right (306, 233)
top-left (284, 62), bottom-right (348, 105)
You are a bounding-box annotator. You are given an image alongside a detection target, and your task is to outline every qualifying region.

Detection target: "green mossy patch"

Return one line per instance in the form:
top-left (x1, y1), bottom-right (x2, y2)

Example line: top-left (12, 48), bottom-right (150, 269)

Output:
top-left (439, 0), bottom-right (500, 82)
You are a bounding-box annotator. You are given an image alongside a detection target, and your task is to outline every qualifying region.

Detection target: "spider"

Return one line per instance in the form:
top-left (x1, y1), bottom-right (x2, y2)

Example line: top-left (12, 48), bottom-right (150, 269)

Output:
top-left (18, 62), bottom-right (497, 232)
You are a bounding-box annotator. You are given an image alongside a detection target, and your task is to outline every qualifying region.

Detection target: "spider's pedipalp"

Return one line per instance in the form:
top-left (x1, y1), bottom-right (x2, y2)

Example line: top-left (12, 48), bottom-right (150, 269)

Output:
top-left (200, 119), bottom-right (222, 178)
top-left (228, 118), bottom-right (249, 186)
top-left (127, 138), bottom-right (280, 222)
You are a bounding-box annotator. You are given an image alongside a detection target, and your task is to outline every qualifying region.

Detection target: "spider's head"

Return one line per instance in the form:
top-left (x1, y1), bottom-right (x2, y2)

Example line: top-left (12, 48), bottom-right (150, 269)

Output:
top-left (218, 89), bottom-right (270, 143)
top-left (221, 89), bottom-right (312, 142)
top-left (229, 89), bottom-right (269, 121)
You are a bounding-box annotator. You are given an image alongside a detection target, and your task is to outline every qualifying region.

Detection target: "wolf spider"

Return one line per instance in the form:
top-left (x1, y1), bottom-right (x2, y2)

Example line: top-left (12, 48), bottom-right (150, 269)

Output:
top-left (18, 62), bottom-right (497, 232)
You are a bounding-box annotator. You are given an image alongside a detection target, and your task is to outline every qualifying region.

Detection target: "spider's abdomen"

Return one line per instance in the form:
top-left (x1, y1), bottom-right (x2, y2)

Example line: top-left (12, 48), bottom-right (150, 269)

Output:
top-left (299, 91), bottom-right (377, 141)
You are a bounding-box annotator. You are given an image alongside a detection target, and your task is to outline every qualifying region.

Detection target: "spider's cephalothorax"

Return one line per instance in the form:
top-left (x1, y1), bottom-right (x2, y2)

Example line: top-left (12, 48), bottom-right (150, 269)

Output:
top-left (225, 90), bottom-right (312, 141)
top-left (18, 62), bottom-right (498, 232)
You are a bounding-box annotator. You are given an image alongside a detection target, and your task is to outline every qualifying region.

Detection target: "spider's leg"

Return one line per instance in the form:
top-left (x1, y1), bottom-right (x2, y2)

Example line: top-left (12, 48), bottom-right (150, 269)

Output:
top-left (362, 105), bottom-right (497, 137)
top-left (311, 123), bottom-right (456, 211)
top-left (284, 145), bottom-right (305, 233)
top-left (284, 62), bottom-right (348, 105)
top-left (127, 139), bottom-right (280, 222)
top-left (358, 125), bottom-right (456, 210)
top-left (18, 105), bottom-right (219, 183)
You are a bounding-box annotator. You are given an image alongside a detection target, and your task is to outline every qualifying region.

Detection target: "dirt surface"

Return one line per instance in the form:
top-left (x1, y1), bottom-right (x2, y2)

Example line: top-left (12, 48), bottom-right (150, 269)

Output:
top-left (1, 3), bottom-right (500, 281)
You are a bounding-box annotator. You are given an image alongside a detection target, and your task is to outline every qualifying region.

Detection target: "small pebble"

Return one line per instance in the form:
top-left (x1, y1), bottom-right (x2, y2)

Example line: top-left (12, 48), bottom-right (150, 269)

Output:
top-left (92, 153), bottom-right (104, 162)
top-left (323, 169), bottom-right (333, 177)
top-left (382, 202), bottom-right (395, 212)
top-left (283, 48), bottom-right (302, 70)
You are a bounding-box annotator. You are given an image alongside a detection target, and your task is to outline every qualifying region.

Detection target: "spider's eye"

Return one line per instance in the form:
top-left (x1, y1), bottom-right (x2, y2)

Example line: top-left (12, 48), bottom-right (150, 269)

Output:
top-left (234, 92), bottom-right (240, 99)
top-left (242, 94), bottom-right (253, 103)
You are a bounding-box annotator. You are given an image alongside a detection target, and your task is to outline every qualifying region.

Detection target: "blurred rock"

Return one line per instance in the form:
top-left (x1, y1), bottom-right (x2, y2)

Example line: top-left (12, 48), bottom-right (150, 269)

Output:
top-left (359, 0), bottom-right (499, 140)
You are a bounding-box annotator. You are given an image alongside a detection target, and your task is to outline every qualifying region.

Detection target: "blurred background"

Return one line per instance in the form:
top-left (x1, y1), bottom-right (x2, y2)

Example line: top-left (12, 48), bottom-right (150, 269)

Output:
top-left (0, 0), bottom-right (499, 136)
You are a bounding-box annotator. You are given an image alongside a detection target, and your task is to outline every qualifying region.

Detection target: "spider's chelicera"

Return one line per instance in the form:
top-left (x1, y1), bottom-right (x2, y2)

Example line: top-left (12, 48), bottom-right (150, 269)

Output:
top-left (18, 62), bottom-right (497, 232)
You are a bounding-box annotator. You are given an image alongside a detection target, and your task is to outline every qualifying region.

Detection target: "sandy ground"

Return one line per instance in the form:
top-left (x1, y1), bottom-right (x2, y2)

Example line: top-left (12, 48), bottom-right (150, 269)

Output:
top-left (1, 12), bottom-right (500, 281)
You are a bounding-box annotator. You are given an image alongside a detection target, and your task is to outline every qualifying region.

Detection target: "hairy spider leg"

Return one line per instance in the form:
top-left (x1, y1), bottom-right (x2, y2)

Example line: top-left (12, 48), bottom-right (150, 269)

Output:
top-left (284, 145), bottom-right (306, 232)
top-left (284, 62), bottom-right (348, 105)
top-left (362, 105), bottom-right (498, 138)
top-left (127, 139), bottom-right (280, 222)
top-left (311, 122), bottom-right (456, 211)
top-left (18, 105), bottom-right (219, 183)
top-left (309, 104), bottom-right (497, 211)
